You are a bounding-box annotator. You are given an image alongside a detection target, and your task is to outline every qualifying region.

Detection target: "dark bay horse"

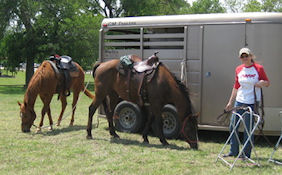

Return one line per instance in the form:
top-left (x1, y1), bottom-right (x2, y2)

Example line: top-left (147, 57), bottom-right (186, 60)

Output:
top-left (18, 60), bottom-right (94, 132)
top-left (87, 55), bottom-right (198, 149)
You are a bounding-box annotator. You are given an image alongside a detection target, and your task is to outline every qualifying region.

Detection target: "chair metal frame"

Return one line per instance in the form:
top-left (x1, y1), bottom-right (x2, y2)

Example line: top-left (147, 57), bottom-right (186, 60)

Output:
top-left (216, 106), bottom-right (261, 170)
top-left (268, 111), bottom-right (282, 165)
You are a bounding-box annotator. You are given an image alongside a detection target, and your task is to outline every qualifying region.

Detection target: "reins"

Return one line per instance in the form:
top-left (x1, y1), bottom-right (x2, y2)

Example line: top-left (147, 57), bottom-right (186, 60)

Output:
top-left (254, 87), bottom-right (271, 145)
top-left (216, 87), bottom-right (271, 146)
top-left (180, 115), bottom-right (198, 144)
top-left (216, 106), bottom-right (247, 124)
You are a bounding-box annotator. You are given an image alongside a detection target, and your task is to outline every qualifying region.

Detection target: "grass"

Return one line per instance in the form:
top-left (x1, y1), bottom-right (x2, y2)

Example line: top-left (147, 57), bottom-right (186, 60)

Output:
top-left (0, 72), bottom-right (281, 175)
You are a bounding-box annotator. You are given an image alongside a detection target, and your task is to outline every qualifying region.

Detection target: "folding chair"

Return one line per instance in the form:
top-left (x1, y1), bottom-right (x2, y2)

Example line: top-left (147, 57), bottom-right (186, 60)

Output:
top-left (216, 106), bottom-right (261, 170)
top-left (268, 111), bottom-right (282, 165)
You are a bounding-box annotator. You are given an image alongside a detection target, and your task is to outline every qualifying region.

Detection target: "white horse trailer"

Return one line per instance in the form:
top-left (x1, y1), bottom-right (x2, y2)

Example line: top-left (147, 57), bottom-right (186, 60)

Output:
top-left (97, 12), bottom-right (282, 136)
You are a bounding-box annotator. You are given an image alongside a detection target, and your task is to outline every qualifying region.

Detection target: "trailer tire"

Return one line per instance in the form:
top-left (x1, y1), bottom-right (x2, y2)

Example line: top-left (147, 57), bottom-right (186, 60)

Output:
top-left (113, 101), bottom-right (143, 133)
top-left (152, 104), bottom-right (180, 139)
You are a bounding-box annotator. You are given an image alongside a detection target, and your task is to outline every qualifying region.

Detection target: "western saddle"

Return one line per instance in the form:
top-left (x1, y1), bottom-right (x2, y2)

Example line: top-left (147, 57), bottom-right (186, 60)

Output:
top-left (48, 55), bottom-right (78, 97)
top-left (118, 52), bottom-right (160, 106)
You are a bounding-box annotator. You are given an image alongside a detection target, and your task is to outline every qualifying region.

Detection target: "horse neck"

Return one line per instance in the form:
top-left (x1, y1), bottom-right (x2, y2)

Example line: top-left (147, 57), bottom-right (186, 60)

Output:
top-left (24, 87), bottom-right (39, 109)
top-left (170, 78), bottom-right (193, 118)
top-left (23, 75), bottom-right (41, 108)
top-left (178, 92), bottom-right (193, 118)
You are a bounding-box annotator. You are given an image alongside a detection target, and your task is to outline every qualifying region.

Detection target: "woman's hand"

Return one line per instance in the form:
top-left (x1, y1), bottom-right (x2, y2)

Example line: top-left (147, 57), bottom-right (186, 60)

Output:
top-left (255, 80), bottom-right (270, 88)
top-left (225, 103), bottom-right (233, 112)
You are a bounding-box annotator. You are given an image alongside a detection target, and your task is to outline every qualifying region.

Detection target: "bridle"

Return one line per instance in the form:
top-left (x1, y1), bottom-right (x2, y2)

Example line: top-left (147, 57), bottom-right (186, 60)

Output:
top-left (180, 115), bottom-right (198, 145)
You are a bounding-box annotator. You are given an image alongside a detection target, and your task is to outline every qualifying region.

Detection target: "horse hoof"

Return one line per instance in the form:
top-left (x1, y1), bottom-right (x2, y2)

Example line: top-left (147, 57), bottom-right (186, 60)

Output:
top-left (143, 140), bottom-right (149, 144)
top-left (36, 128), bottom-right (41, 133)
top-left (69, 122), bottom-right (74, 126)
top-left (56, 123), bottom-right (60, 127)
top-left (86, 135), bottom-right (93, 140)
top-left (162, 141), bottom-right (169, 146)
top-left (48, 126), bottom-right (53, 131)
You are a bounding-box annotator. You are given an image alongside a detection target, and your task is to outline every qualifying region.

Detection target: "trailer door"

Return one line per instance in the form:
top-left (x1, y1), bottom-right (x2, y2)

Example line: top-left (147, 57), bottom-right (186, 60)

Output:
top-left (201, 24), bottom-right (245, 126)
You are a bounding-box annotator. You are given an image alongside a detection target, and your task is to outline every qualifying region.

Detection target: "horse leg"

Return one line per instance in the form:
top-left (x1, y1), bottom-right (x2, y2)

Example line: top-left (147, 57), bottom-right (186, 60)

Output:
top-left (57, 93), bottom-right (67, 126)
top-left (87, 94), bottom-right (104, 139)
top-left (37, 106), bottom-right (45, 133)
top-left (104, 93), bottom-right (120, 138)
top-left (46, 104), bottom-right (53, 131)
top-left (151, 104), bottom-right (169, 146)
top-left (69, 90), bottom-right (80, 126)
top-left (142, 107), bottom-right (154, 144)
top-left (39, 95), bottom-right (53, 131)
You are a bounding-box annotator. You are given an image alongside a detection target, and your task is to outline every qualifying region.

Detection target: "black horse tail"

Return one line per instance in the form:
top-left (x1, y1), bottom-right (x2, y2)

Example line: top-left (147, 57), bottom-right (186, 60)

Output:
top-left (92, 61), bottom-right (101, 78)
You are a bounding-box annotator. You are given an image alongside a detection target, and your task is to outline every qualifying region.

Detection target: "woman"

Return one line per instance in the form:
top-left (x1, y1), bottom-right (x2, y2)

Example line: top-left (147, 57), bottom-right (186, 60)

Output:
top-left (224, 47), bottom-right (270, 158)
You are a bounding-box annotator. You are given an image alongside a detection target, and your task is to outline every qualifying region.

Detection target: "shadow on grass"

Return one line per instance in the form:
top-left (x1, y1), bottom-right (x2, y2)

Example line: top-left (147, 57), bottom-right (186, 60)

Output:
top-left (33, 125), bottom-right (85, 136)
top-left (199, 130), bottom-right (280, 148)
top-left (108, 137), bottom-right (190, 151)
top-left (0, 85), bottom-right (25, 95)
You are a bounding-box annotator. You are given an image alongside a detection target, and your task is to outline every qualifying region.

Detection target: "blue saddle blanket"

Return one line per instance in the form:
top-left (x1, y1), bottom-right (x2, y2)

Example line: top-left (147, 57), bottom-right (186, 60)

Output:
top-left (120, 55), bottom-right (133, 68)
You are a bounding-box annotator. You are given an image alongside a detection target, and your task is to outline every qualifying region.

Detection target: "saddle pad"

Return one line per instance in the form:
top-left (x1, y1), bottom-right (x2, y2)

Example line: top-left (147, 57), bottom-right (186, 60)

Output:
top-left (120, 55), bottom-right (133, 68)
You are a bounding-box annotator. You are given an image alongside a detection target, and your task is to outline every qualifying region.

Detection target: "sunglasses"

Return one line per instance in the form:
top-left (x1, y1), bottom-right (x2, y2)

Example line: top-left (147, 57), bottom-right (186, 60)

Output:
top-left (240, 55), bottom-right (249, 58)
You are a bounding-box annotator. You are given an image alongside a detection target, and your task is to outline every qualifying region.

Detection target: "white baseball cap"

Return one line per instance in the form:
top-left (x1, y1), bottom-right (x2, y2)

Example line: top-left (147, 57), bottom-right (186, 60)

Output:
top-left (239, 48), bottom-right (251, 57)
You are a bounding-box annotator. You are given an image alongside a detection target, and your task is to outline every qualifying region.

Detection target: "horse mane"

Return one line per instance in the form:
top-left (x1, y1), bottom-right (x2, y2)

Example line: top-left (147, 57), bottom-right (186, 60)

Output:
top-left (24, 62), bottom-right (47, 104)
top-left (159, 63), bottom-right (193, 115)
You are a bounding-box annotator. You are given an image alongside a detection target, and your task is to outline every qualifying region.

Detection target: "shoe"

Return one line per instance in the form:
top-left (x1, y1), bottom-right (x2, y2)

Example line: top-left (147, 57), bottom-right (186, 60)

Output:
top-left (239, 155), bottom-right (248, 160)
top-left (223, 153), bottom-right (235, 157)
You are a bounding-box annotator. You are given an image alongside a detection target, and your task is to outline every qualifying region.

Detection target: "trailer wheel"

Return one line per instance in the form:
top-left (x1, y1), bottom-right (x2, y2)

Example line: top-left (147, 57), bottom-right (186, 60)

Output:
top-left (113, 101), bottom-right (143, 133)
top-left (152, 104), bottom-right (180, 139)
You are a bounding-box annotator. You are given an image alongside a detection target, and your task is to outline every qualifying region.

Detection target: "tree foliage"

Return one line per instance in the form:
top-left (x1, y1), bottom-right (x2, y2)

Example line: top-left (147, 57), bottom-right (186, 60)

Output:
top-left (121, 0), bottom-right (188, 16)
top-left (224, 0), bottom-right (282, 12)
top-left (0, 0), bottom-right (102, 85)
top-left (188, 0), bottom-right (226, 14)
top-left (89, 0), bottom-right (225, 17)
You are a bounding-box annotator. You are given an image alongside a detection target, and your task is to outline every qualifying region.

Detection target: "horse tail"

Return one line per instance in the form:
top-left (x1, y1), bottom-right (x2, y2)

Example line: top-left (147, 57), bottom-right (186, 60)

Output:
top-left (92, 62), bottom-right (101, 78)
top-left (83, 88), bottom-right (94, 99)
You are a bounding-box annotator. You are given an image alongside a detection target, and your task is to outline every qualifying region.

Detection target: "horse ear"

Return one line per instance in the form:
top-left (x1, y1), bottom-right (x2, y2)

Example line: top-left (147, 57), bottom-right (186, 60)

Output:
top-left (17, 101), bottom-right (22, 106)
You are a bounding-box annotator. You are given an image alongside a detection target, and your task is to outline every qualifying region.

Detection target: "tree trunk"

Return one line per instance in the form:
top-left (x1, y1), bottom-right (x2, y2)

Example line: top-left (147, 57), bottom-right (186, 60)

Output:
top-left (25, 56), bottom-right (34, 87)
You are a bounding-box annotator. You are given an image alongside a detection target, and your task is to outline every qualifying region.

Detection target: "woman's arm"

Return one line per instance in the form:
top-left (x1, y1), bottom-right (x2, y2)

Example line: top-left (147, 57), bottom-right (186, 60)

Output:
top-left (225, 88), bottom-right (238, 111)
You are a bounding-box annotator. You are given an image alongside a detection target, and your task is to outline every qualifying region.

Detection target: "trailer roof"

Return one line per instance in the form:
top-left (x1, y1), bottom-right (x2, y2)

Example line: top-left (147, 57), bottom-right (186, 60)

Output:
top-left (101, 12), bottom-right (282, 29)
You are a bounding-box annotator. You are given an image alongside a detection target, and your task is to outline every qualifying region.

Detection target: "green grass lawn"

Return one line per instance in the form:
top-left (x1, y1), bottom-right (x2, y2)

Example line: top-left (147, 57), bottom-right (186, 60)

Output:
top-left (0, 72), bottom-right (281, 175)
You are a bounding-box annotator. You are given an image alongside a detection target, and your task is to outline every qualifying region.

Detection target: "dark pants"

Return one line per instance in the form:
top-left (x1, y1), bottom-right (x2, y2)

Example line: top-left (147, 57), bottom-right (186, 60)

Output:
top-left (229, 101), bottom-right (254, 158)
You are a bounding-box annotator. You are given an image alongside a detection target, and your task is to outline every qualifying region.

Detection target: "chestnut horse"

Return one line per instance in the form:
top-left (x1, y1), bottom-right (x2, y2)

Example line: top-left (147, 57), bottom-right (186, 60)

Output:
top-left (18, 60), bottom-right (94, 132)
top-left (87, 55), bottom-right (198, 149)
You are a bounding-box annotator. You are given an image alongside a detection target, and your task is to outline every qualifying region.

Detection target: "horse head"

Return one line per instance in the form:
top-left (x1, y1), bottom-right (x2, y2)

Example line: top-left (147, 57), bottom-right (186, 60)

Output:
top-left (181, 113), bottom-right (199, 150)
top-left (18, 101), bottom-right (36, 132)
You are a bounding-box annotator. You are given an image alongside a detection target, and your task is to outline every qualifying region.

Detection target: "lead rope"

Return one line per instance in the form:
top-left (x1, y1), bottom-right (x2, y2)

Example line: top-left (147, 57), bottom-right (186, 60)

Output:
top-left (254, 86), bottom-right (271, 146)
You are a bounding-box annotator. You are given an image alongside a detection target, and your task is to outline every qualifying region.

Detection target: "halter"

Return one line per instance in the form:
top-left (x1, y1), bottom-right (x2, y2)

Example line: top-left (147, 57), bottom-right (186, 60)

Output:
top-left (180, 115), bottom-right (198, 144)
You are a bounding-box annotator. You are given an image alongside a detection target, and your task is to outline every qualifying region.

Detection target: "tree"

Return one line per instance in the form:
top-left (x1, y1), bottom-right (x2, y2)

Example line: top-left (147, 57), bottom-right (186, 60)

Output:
top-left (243, 0), bottom-right (263, 12)
top-left (188, 0), bottom-right (226, 14)
top-left (35, 0), bottom-right (103, 69)
top-left (261, 0), bottom-right (282, 12)
top-left (121, 0), bottom-right (188, 16)
top-left (0, 0), bottom-right (41, 85)
top-left (91, 0), bottom-right (225, 17)
top-left (0, 0), bottom-right (103, 85)
top-left (88, 0), bottom-right (123, 18)
top-left (223, 0), bottom-right (244, 13)
top-left (224, 0), bottom-right (282, 12)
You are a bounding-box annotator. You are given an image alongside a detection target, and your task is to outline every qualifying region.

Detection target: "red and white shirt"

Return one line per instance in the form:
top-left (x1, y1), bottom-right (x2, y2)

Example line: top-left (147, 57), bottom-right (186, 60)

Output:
top-left (234, 63), bottom-right (269, 104)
